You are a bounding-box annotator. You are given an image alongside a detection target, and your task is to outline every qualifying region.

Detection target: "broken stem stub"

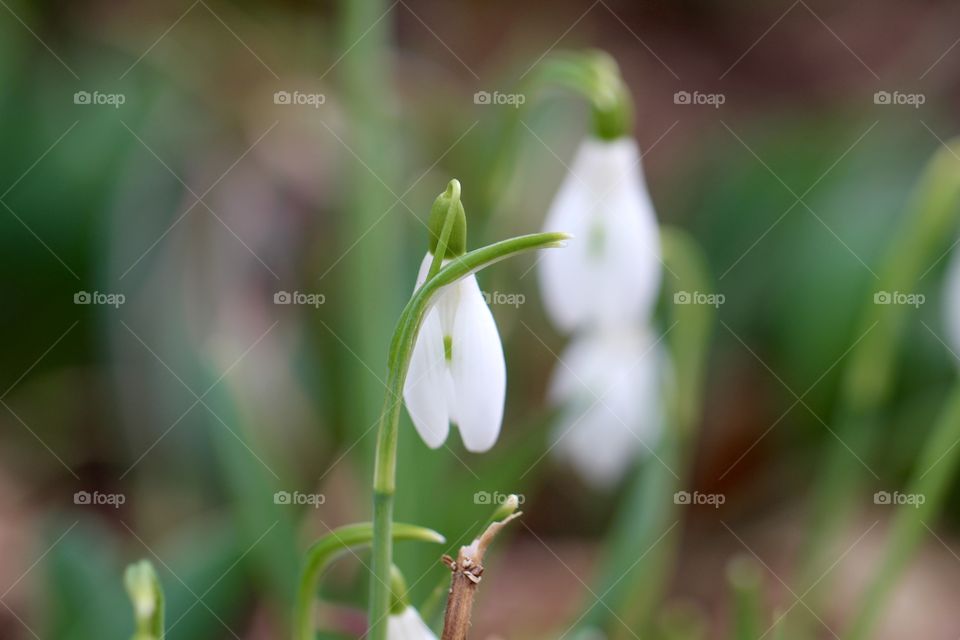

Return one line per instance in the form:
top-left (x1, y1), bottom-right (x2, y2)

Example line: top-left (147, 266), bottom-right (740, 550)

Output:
top-left (440, 512), bottom-right (521, 640)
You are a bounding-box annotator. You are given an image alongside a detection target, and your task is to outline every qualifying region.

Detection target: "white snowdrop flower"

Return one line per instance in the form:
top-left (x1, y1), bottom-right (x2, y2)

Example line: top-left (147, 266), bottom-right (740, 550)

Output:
top-left (548, 326), bottom-right (667, 488)
top-left (403, 182), bottom-right (507, 453)
top-left (538, 136), bottom-right (662, 332)
top-left (386, 606), bottom-right (438, 640)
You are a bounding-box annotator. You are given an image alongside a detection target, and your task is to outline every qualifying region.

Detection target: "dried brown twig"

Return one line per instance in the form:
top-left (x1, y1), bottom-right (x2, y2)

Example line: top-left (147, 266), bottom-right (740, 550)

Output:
top-left (440, 512), bottom-right (522, 640)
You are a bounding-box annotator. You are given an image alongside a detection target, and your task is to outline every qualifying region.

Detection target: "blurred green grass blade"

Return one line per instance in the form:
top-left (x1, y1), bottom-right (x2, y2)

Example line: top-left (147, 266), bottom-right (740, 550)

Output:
top-left (579, 228), bottom-right (715, 637)
top-left (796, 138), bottom-right (960, 630)
top-left (655, 600), bottom-right (707, 640)
top-left (201, 367), bottom-right (300, 615)
top-left (727, 556), bottom-right (763, 640)
top-left (153, 517), bottom-right (246, 640)
top-left (338, 0), bottom-right (404, 476)
top-left (661, 227), bottom-right (716, 440)
top-left (45, 518), bottom-right (128, 640)
top-left (843, 378), bottom-right (960, 640)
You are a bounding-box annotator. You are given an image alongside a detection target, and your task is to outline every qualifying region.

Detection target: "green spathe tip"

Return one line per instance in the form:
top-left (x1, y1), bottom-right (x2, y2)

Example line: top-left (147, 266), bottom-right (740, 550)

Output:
top-left (428, 179), bottom-right (467, 258)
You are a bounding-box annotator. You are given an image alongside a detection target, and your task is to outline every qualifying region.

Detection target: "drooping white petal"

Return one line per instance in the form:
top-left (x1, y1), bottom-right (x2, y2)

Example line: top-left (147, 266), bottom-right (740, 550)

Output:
top-left (944, 249), bottom-right (960, 357)
top-left (386, 606), bottom-right (438, 640)
top-left (539, 136), bottom-right (662, 332)
top-left (403, 252), bottom-right (452, 449)
top-left (449, 274), bottom-right (507, 452)
top-left (404, 310), bottom-right (450, 449)
top-left (549, 327), bottom-right (666, 488)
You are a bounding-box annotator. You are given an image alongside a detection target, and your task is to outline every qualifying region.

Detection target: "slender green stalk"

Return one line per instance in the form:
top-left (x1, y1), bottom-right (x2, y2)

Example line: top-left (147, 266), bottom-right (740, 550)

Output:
top-left (367, 232), bottom-right (569, 640)
top-left (843, 379), bottom-right (960, 640)
top-left (294, 522), bottom-right (444, 640)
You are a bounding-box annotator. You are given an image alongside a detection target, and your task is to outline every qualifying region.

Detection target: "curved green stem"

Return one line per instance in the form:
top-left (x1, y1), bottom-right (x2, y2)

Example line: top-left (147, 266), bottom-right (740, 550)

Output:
top-left (294, 522), bottom-right (444, 640)
top-left (368, 231), bottom-right (569, 640)
top-left (534, 50), bottom-right (633, 140)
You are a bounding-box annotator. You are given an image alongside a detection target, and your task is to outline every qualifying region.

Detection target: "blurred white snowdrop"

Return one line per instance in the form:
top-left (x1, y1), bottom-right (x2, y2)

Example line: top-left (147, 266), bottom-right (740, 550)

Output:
top-left (549, 327), bottom-right (667, 488)
top-left (538, 136), bottom-right (662, 332)
top-left (403, 181), bottom-right (507, 453)
top-left (387, 606), bottom-right (438, 640)
top-left (944, 250), bottom-right (960, 356)
top-left (536, 59), bottom-right (667, 487)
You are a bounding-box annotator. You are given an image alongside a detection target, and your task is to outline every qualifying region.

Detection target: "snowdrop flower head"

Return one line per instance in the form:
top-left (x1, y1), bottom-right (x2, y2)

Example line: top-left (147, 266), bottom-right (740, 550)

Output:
top-left (538, 135), bottom-right (662, 332)
top-left (403, 181), bottom-right (507, 453)
top-left (387, 606), bottom-right (438, 640)
top-left (549, 326), bottom-right (667, 488)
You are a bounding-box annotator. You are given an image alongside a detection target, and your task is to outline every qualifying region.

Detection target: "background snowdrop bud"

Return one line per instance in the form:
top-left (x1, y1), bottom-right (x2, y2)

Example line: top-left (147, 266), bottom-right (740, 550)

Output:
top-left (387, 606), bottom-right (438, 640)
top-left (538, 136), bottom-right (662, 333)
top-left (124, 560), bottom-right (163, 640)
top-left (549, 327), bottom-right (666, 488)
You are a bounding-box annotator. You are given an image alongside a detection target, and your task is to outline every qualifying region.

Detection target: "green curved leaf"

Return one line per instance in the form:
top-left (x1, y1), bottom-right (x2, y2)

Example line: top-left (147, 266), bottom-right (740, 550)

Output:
top-left (294, 522), bottom-right (444, 640)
